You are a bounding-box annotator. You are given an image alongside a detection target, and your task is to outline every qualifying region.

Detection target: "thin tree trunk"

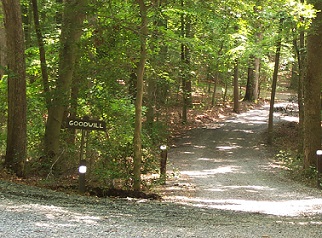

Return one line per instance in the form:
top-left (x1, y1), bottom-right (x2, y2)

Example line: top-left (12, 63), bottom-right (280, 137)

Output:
top-left (293, 22), bottom-right (305, 159)
top-left (211, 72), bottom-right (218, 107)
top-left (0, 6), bottom-right (6, 80)
top-left (233, 59), bottom-right (239, 113)
top-left (268, 19), bottom-right (283, 144)
top-left (31, 0), bottom-right (50, 108)
top-left (133, 0), bottom-right (148, 191)
top-left (253, 56), bottom-right (260, 100)
top-left (2, 0), bottom-right (27, 177)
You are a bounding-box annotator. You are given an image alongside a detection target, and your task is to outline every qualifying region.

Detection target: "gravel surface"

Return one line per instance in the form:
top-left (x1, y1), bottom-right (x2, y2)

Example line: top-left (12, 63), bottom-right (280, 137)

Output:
top-left (1, 103), bottom-right (322, 237)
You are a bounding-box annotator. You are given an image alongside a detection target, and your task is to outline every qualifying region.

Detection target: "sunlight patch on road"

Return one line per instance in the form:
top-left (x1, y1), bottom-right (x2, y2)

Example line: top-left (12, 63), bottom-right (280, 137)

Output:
top-left (205, 185), bottom-right (275, 193)
top-left (181, 151), bottom-right (194, 154)
top-left (216, 145), bottom-right (241, 151)
top-left (4, 203), bottom-right (102, 227)
top-left (181, 166), bottom-right (241, 177)
top-left (168, 196), bottom-right (322, 217)
top-left (232, 129), bottom-right (254, 134)
top-left (196, 158), bottom-right (234, 163)
top-left (193, 145), bottom-right (206, 149)
top-left (226, 116), bottom-right (268, 125)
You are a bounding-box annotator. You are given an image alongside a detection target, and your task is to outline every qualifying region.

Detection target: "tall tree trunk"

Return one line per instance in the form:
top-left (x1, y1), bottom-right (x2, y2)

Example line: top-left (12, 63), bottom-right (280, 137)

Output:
top-left (303, 1), bottom-right (322, 169)
top-left (244, 56), bottom-right (255, 101)
top-left (31, 0), bottom-right (50, 108)
top-left (293, 20), bottom-right (305, 158)
top-left (0, 4), bottom-right (6, 80)
top-left (253, 56), bottom-right (260, 100)
top-left (211, 72), bottom-right (218, 107)
top-left (245, 4), bottom-right (262, 102)
top-left (133, 0), bottom-right (148, 191)
top-left (233, 59), bottom-right (239, 113)
top-left (44, 0), bottom-right (86, 167)
top-left (21, 2), bottom-right (32, 48)
top-left (2, 0), bottom-right (27, 177)
top-left (297, 28), bottom-right (305, 158)
top-left (267, 19), bottom-right (283, 144)
top-left (180, 0), bottom-right (192, 124)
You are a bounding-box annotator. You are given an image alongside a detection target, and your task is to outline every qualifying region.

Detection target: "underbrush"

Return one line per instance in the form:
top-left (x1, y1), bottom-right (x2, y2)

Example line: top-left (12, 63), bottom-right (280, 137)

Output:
top-left (273, 122), bottom-right (318, 187)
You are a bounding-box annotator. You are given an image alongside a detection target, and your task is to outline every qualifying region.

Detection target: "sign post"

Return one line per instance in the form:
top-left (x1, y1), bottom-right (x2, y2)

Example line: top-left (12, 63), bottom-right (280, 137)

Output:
top-left (66, 116), bottom-right (106, 194)
top-left (160, 145), bottom-right (168, 185)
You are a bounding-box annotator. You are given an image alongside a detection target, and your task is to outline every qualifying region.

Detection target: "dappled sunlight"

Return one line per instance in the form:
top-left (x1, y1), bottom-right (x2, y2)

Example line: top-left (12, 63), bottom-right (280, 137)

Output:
top-left (280, 115), bottom-right (299, 123)
top-left (216, 145), bottom-right (241, 151)
top-left (193, 145), bottom-right (206, 149)
top-left (227, 115), bottom-right (268, 125)
top-left (206, 185), bottom-right (275, 192)
top-left (196, 158), bottom-right (235, 163)
top-left (181, 151), bottom-right (194, 154)
top-left (232, 129), bottom-right (254, 134)
top-left (2, 203), bottom-right (102, 226)
top-left (181, 165), bottom-right (242, 177)
top-left (225, 108), bottom-right (269, 125)
top-left (168, 196), bottom-right (322, 217)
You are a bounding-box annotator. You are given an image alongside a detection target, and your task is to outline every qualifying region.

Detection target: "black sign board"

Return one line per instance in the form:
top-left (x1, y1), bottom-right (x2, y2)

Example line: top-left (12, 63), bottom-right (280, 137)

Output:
top-left (66, 118), bottom-right (106, 131)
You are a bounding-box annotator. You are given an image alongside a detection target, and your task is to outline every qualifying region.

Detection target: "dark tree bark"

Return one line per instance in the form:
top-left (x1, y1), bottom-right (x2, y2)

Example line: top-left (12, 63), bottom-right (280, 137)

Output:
top-left (244, 55), bottom-right (260, 102)
top-left (293, 16), bottom-right (305, 158)
top-left (0, 5), bottom-right (5, 80)
top-left (244, 56), bottom-right (255, 102)
top-left (268, 19), bottom-right (283, 144)
top-left (233, 59), bottom-right (239, 113)
top-left (303, 0), bottom-right (322, 169)
top-left (253, 56), bottom-right (260, 100)
top-left (31, 0), bottom-right (50, 108)
top-left (180, 0), bottom-right (192, 123)
top-left (2, 0), bottom-right (27, 177)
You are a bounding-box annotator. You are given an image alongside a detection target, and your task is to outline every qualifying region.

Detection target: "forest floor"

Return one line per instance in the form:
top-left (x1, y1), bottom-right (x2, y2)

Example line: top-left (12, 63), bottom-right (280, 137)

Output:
top-left (1, 90), bottom-right (322, 237)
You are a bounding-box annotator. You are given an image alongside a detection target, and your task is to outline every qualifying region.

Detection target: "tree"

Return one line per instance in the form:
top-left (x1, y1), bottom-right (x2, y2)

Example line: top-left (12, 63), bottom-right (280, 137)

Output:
top-left (180, 0), bottom-right (192, 123)
top-left (44, 0), bottom-right (87, 168)
top-left (268, 18), bottom-right (284, 144)
top-left (31, 0), bottom-right (50, 108)
top-left (233, 59), bottom-right (239, 113)
top-left (303, 0), bottom-right (322, 169)
top-left (133, 0), bottom-right (148, 191)
top-left (2, 0), bottom-right (27, 177)
top-left (0, 4), bottom-right (5, 79)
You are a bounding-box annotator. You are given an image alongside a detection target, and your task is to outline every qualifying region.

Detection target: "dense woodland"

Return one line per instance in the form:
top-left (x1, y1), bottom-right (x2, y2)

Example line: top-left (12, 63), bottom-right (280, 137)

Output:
top-left (0, 0), bottom-right (321, 192)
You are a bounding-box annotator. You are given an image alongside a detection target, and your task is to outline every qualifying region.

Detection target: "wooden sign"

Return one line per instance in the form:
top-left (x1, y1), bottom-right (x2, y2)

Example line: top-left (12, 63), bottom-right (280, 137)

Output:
top-left (66, 118), bottom-right (106, 131)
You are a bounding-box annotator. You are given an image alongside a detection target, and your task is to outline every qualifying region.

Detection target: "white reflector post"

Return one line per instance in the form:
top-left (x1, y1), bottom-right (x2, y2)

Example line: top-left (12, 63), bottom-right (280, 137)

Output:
top-left (79, 165), bottom-right (87, 174)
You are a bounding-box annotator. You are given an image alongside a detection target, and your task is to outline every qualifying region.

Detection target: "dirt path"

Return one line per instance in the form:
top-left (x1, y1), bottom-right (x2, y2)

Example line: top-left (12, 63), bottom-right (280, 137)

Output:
top-left (163, 103), bottom-right (322, 217)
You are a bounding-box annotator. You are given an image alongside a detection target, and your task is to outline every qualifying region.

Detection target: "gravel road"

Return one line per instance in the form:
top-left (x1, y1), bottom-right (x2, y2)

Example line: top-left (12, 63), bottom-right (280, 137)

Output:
top-left (1, 103), bottom-right (322, 237)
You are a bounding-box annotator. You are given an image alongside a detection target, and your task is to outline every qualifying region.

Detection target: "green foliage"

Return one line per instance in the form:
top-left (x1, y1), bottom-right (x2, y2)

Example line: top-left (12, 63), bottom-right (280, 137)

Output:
top-left (0, 77), bottom-right (7, 154)
top-left (1, 0), bottom-right (318, 187)
top-left (276, 150), bottom-right (317, 184)
top-left (26, 81), bottom-right (47, 158)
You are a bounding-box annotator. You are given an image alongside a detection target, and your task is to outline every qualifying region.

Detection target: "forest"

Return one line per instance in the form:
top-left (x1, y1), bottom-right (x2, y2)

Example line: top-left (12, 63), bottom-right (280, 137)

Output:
top-left (0, 0), bottom-right (321, 193)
